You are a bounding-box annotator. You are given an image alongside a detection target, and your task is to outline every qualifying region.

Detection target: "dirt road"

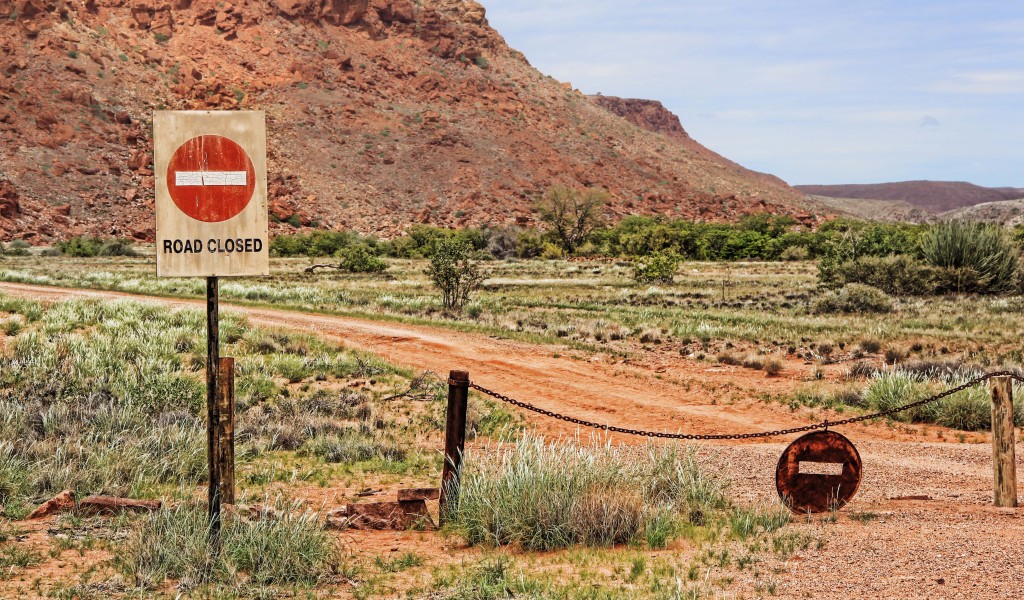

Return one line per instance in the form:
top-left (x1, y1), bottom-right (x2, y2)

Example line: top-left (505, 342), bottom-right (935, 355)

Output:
top-left (0, 281), bottom-right (922, 443)
top-left (2, 281), bottom-right (1022, 598)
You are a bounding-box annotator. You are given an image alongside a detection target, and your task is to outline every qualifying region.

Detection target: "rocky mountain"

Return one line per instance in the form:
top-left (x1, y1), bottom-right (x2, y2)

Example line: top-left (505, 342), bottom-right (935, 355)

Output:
top-left (0, 0), bottom-right (811, 243)
top-left (796, 181), bottom-right (1024, 215)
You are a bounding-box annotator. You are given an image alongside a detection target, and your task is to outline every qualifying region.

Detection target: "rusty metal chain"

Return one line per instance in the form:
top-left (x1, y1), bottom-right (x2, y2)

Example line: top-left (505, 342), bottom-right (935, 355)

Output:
top-left (464, 370), bottom-right (1024, 440)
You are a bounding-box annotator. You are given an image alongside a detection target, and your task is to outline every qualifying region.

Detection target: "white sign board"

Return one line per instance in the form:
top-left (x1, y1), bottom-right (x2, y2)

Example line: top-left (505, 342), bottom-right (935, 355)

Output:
top-left (154, 111), bottom-right (269, 277)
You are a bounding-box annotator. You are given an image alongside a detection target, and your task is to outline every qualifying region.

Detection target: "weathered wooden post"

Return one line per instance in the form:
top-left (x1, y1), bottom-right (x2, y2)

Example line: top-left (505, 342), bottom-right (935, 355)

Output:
top-left (439, 370), bottom-right (469, 524)
top-left (217, 357), bottom-right (236, 506)
top-left (206, 276), bottom-right (222, 540)
top-left (989, 376), bottom-right (1018, 508)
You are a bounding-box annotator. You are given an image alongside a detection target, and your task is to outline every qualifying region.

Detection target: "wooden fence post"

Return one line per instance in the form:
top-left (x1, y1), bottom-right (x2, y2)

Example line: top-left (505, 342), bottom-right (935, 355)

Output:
top-left (217, 357), bottom-right (236, 506)
top-left (439, 370), bottom-right (469, 524)
top-left (990, 376), bottom-right (1018, 508)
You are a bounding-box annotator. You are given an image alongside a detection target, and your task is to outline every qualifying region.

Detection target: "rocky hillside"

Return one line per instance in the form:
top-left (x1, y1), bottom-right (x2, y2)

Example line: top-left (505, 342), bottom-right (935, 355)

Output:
top-left (0, 0), bottom-right (810, 243)
top-left (796, 181), bottom-right (1024, 214)
top-left (939, 199), bottom-right (1024, 226)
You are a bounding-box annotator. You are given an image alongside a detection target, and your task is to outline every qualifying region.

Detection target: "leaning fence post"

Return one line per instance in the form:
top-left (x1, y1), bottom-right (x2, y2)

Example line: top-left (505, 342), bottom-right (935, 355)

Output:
top-left (989, 376), bottom-right (1018, 508)
top-left (439, 370), bottom-right (469, 524)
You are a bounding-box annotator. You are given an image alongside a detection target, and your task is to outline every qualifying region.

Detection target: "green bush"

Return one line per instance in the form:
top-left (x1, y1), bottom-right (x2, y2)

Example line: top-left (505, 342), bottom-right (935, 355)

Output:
top-left (632, 251), bottom-right (682, 284)
top-left (336, 243), bottom-right (388, 273)
top-left (0, 240), bottom-right (30, 256)
top-left (56, 236), bottom-right (137, 257)
top-left (814, 283), bottom-right (893, 314)
top-left (920, 222), bottom-right (1021, 294)
top-left (779, 245), bottom-right (809, 261)
top-left (830, 255), bottom-right (937, 296)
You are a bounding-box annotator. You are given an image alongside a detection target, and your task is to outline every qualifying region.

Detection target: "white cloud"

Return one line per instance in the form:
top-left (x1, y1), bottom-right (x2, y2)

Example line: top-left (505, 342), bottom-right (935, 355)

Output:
top-left (928, 70), bottom-right (1024, 94)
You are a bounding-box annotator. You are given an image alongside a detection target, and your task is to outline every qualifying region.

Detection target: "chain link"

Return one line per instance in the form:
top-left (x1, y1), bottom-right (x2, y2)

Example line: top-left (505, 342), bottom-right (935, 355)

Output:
top-left (465, 370), bottom-right (1024, 440)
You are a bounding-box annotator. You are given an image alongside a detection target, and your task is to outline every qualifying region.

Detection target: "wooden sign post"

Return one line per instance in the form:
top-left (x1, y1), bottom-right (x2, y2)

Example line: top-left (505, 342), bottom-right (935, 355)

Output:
top-left (154, 111), bottom-right (268, 542)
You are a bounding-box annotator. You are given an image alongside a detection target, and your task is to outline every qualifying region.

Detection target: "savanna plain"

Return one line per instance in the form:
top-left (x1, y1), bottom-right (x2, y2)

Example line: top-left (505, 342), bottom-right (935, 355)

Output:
top-left (0, 249), bottom-right (1021, 599)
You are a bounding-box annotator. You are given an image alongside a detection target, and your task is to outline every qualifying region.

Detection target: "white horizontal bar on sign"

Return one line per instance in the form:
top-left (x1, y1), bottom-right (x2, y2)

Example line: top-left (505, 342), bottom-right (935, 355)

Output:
top-left (174, 171), bottom-right (247, 186)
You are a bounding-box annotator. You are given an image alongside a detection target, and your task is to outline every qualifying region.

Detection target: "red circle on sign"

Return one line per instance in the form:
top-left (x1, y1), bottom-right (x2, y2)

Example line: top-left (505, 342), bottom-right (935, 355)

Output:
top-left (166, 135), bottom-right (256, 223)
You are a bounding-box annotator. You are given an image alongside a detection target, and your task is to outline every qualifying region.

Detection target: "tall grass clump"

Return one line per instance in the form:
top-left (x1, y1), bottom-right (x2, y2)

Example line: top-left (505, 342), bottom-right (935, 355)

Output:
top-left (862, 369), bottom-right (931, 422)
top-left (119, 501), bottom-right (337, 593)
top-left (920, 221), bottom-right (1022, 294)
top-left (442, 434), bottom-right (729, 550)
top-left (860, 366), bottom-right (1024, 430)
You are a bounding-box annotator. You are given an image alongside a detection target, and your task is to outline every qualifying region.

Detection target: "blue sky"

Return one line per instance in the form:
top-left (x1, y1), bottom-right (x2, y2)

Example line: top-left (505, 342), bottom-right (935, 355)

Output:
top-left (482, 0), bottom-right (1024, 187)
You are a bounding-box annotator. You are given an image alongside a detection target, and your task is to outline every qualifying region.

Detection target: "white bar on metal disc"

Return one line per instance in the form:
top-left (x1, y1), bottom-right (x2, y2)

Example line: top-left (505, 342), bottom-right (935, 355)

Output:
top-left (797, 461), bottom-right (844, 476)
top-left (175, 171), bottom-right (247, 186)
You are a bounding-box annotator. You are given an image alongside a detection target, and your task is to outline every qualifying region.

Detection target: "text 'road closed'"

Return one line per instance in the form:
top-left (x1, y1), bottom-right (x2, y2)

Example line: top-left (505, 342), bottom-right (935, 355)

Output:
top-left (162, 238), bottom-right (265, 254)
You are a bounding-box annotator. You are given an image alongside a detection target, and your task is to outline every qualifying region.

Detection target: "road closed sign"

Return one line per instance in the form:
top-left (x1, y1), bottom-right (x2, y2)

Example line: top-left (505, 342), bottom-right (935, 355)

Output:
top-left (155, 111), bottom-right (269, 277)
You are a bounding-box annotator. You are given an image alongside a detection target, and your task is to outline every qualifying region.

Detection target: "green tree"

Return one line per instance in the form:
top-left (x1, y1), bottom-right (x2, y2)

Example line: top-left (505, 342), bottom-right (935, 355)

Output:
top-left (536, 186), bottom-right (608, 254)
top-left (425, 238), bottom-right (484, 311)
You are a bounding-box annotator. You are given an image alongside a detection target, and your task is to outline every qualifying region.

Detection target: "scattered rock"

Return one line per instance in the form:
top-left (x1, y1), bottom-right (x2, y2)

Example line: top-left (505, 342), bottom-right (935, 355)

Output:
top-left (77, 496), bottom-right (161, 515)
top-left (239, 504), bottom-right (281, 520)
top-left (27, 490), bottom-right (75, 520)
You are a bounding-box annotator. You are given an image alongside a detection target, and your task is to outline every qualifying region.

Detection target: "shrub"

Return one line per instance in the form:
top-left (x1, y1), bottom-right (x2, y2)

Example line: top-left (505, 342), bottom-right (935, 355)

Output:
top-left (486, 226), bottom-right (520, 259)
top-left (1, 240), bottom-right (30, 256)
top-left (336, 243), bottom-right (388, 273)
top-left (859, 338), bottom-right (883, 353)
top-left (814, 284), bottom-right (893, 314)
top-left (56, 236), bottom-right (137, 257)
top-left (779, 245), bottom-right (809, 261)
top-left (829, 255), bottom-right (937, 296)
top-left (444, 435), bottom-right (729, 550)
top-left (920, 222), bottom-right (1021, 294)
top-left (763, 358), bottom-right (784, 376)
top-left (425, 237), bottom-right (484, 311)
top-left (539, 242), bottom-right (564, 260)
top-left (846, 360), bottom-right (878, 379)
top-left (632, 251), bottom-right (682, 284)
top-left (515, 230), bottom-right (545, 259)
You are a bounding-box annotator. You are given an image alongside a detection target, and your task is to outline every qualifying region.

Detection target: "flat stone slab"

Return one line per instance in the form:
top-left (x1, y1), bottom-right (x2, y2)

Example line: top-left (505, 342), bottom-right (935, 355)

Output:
top-left (397, 488), bottom-right (439, 502)
top-left (327, 500), bottom-right (433, 531)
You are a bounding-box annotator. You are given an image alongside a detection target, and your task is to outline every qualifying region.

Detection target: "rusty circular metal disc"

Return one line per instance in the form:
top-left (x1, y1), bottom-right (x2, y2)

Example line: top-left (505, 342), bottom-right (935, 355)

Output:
top-left (776, 430), bottom-right (862, 514)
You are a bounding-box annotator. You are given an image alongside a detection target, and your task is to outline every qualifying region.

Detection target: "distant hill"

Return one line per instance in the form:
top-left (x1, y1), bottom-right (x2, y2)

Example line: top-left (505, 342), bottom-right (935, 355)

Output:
top-left (803, 195), bottom-right (934, 223)
top-left (796, 181), bottom-right (1024, 214)
top-left (939, 199), bottom-right (1024, 226)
